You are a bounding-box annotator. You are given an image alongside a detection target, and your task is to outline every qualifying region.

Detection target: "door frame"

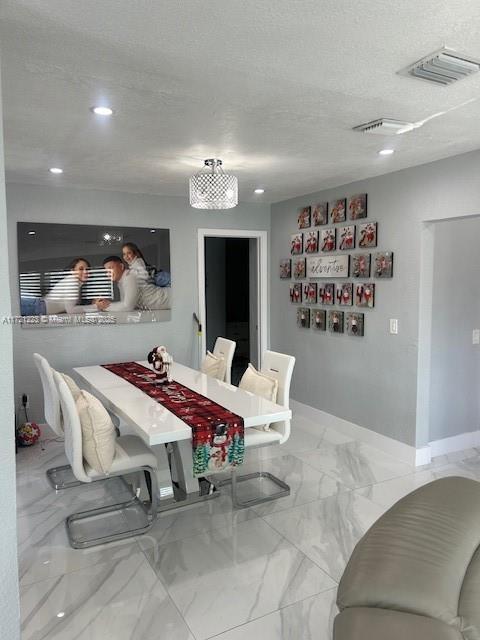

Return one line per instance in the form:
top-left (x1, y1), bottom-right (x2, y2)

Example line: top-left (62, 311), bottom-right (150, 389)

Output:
top-left (197, 228), bottom-right (268, 366)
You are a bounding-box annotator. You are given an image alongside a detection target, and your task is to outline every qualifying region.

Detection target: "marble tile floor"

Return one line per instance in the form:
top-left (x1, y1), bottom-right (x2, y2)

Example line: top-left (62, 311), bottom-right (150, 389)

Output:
top-left (16, 419), bottom-right (480, 640)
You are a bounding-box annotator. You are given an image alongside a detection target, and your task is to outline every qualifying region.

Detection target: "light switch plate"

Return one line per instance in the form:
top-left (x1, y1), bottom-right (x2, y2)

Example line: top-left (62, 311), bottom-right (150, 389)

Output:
top-left (473, 329), bottom-right (480, 345)
top-left (390, 319), bottom-right (398, 334)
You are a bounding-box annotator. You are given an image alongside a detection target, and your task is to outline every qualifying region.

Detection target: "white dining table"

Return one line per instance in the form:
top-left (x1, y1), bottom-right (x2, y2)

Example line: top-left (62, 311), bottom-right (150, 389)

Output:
top-left (74, 360), bottom-right (291, 508)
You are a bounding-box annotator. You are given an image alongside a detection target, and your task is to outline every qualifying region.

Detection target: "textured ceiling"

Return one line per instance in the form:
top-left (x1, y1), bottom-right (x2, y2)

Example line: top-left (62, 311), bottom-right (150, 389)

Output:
top-left (1, 0), bottom-right (480, 203)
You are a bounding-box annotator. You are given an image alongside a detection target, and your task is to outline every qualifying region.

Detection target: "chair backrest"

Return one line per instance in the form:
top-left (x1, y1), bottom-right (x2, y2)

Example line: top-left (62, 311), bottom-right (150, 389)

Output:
top-left (261, 349), bottom-right (295, 444)
top-left (213, 337), bottom-right (236, 384)
top-left (33, 353), bottom-right (63, 436)
top-left (52, 370), bottom-right (91, 483)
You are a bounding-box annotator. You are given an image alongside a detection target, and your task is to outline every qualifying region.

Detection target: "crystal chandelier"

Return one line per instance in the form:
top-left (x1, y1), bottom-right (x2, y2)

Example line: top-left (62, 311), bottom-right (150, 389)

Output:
top-left (189, 158), bottom-right (238, 210)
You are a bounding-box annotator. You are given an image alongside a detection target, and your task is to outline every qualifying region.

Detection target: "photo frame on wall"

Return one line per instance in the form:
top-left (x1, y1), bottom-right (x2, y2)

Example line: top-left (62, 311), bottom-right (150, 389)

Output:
top-left (312, 202), bottom-right (328, 226)
top-left (293, 257), bottom-right (306, 279)
top-left (291, 233), bottom-right (304, 254)
top-left (374, 251), bottom-right (394, 278)
top-left (346, 312), bottom-right (365, 336)
top-left (303, 282), bottom-right (317, 304)
top-left (328, 310), bottom-right (344, 333)
top-left (305, 230), bottom-right (319, 253)
top-left (280, 258), bottom-right (292, 279)
top-left (298, 206), bottom-right (311, 229)
top-left (337, 282), bottom-right (353, 306)
top-left (351, 253), bottom-right (371, 278)
top-left (320, 228), bottom-right (336, 252)
top-left (348, 194), bottom-right (367, 220)
top-left (297, 307), bottom-right (310, 328)
top-left (330, 198), bottom-right (346, 223)
top-left (358, 222), bottom-right (377, 248)
top-left (290, 283), bottom-right (302, 303)
top-left (355, 282), bottom-right (375, 308)
top-left (319, 282), bottom-right (335, 305)
top-left (311, 308), bottom-right (326, 331)
top-left (338, 225), bottom-right (355, 250)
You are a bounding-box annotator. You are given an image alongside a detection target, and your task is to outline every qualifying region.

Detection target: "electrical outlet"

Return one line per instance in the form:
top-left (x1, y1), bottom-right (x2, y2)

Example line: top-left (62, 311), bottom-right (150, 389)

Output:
top-left (473, 329), bottom-right (480, 345)
top-left (21, 393), bottom-right (29, 408)
top-left (389, 319), bottom-right (398, 335)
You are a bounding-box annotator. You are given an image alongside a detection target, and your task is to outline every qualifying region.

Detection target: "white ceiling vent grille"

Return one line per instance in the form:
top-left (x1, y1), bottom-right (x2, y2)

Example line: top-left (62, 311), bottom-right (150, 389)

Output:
top-left (353, 118), bottom-right (415, 135)
top-left (400, 48), bottom-right (480, 86)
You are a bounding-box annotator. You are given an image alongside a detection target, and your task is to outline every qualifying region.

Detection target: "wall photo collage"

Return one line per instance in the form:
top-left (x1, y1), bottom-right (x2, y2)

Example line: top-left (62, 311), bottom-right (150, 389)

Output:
top-left (281, 194), bottom-right (394, 337)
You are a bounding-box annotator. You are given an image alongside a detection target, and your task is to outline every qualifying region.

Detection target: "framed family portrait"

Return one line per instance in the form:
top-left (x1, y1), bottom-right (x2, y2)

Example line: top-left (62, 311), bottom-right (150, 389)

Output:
top-left (293, 257), bottom-right (306, 279)
top-left (311, 308), bottom-right (326, 331)
top-left (297, 307), bottom-right (310, 328)
top-left (358, 222), bottom-right (377, 248)
top-left (351, 253), bottom-right (371, 278)
top-left (312, 202), bottom-right (328, 226)
top-left (374, 251), bottom-right (394, 278)
top-left (305, 230), bottom-right (319, 253)
top-left (298, 206), bottom-right (311, 229)
top-left (303, 282), bottom-right (317, 304)
top-left (348, 194), bottom-right (367, 220)
top-left (328, 310), bottom-right (344, 333)
top-left (320, 228), bottom-right (336, 252)
top-left (355, 283), bottom-right (375, 308)
top-left (280, 258), bottom-right (292, 279)
top-left (338, 225), bottom-right (355, 250)
top-left (290, 283), bottom-right (302, 303)
top-left (346, 312), bottom-right (364, 336)
top-left (337, 282), bottom-right (353, 306)
top-left (330, 198), bottom-right (346, 223)
top-left (318, 282), bottom-right (335, 305)
top-left (291, 233), bottom-right (304, 254)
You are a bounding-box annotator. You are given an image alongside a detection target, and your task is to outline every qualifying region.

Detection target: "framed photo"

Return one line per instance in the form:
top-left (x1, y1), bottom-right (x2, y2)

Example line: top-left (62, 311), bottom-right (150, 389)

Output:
top-left (348, 194), bottom-right (367, 220)
top-left (312, 202), bottom-right (328, 226)
top-left (374, 251), bottom-right (394, 278)
top-left (297, 307), bottom-right (310, 328)
top-left (358, 222), bottom-right (377, 248)
top-left (355, 282), bottom-right (375, 308)
top-left (311, 308), bottom-right (326, 331)
top-left (298, 206), bottom-right (311, 229)
top-left (320, 228), bottom-right (336, 252)
top-left (336, 282), bottom-right (353, 306)
top-left (351, 253), bottom-right (371, 278)
top-left (303, 282), bottom-right (317, 304)
top-left (319, 282), bottom-right (335, 305)
top-left (346, 312), bottom-right (364, 336)
top-left (280, 259), bottom-right (291, 279)
top-left (330, 198), bottom-right (346, 223)
top-left (305, 230), bottom-right (319, 253)
top-left (291, 233), bottom-right (304, 255)
top-left (328, 310), bottom-right (344, 333)
top-left (338, 225), bottom-right (355, 251)
top-left (290, 283), bottom-right (302, 303)
top-left (293, 257), bottom-right (306, 279)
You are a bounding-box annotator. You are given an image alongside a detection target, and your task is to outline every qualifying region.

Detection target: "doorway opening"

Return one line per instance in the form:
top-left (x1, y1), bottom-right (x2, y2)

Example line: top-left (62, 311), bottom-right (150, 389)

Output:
top-left (198, 229), bottom-right (267, 385)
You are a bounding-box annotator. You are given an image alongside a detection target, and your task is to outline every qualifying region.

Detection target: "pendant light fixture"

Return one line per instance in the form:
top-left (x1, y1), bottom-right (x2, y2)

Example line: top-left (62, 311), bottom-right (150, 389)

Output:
top-left (189, 158), bottom-right (238, 210)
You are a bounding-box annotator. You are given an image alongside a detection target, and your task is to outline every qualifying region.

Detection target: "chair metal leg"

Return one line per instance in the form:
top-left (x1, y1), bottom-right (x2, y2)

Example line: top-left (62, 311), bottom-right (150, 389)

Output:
top-left (66, 466), bottom-right (159, 549)
top-left (229, 468), bottom-right (290, 509)
top-left (46, 464), bottom-right (82, 490)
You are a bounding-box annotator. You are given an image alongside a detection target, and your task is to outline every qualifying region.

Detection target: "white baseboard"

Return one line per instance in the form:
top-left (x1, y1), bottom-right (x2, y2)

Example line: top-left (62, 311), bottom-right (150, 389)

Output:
top-left (291, 399), bottom-right (480, 467)
top-left (290, 399), bottom-right (418, 466)
top-left (428, 430), bottom-right (480, 458)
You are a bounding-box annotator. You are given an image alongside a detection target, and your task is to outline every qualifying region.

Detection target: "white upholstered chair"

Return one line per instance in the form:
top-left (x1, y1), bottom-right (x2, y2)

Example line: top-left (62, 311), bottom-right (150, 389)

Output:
top-left (33, 353), bottom-right (82, 489)
top-left (221, 349), bottom-right (295, 508)
top-left (53, 370), bottom-right (159, 548)
top-left (213, 337), bottom-right (236, 384)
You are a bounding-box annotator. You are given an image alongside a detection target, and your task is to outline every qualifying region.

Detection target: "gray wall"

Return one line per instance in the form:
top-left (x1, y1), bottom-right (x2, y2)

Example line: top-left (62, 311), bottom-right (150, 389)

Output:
top-left (271, 149), bottom-right (480, 447)
top-left (6, 183), bottom-right (270, 422)
top-left (0, 65), bottom-right (20, 639)
top-left (428, 217), bottom-right (480, 442)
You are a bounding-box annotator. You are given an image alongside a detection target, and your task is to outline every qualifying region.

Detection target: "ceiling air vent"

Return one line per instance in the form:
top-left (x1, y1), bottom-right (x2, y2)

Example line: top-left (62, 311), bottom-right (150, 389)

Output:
top-left (400, 47), bottom-right (480, 86)
top-left (353, 118), bottom-right (415, 135)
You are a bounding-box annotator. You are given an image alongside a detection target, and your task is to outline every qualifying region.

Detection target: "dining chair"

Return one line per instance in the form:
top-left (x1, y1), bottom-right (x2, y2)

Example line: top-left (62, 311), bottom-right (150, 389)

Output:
top-left (33, 353), bottom-right (82, 489)
top-left (213, 337), bottom-right (236, 384)
top-left (220, 349), bottom-right (295, 509)
top-left (53, 370), bottom-right (159, 548)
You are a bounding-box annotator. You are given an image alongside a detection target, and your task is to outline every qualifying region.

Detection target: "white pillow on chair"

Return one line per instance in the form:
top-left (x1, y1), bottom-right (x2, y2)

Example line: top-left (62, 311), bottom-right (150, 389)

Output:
top-left (201, 351), bottom-right (226, 380)
top-left (76, 390), bottom-right (117, 474)
top-left (61, 373), bottom-right (81, 401)
top-left (239, 364), bottom-right (278, 431)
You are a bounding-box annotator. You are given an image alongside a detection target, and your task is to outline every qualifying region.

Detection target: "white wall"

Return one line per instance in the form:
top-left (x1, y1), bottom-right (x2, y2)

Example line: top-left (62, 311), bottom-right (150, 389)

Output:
top-left (0, 64), bottom-right (20, 639)
top-left (271, 149), bottom-right (480, 448)
top-left (428, 216), bottom-right (480, 442)
top-left (6, 184), bottom-right (270, 422)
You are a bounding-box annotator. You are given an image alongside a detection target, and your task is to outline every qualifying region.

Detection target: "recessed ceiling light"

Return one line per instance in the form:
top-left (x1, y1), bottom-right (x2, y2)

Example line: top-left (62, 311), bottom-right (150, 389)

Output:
top-left (49, 167), bottom-right (63, 174)
top-left (28, 230), bottom-right (36, 235)
top-left (91, 106), bottom-right (113, 116)
top-left (56, 612), bottom-right (65, 618)
top-left (150, 229), bottom-right (156, 233)
top-left (378, 149), bottom-right (395, 156)
top-left (254, 188), bottom-right (265, 194)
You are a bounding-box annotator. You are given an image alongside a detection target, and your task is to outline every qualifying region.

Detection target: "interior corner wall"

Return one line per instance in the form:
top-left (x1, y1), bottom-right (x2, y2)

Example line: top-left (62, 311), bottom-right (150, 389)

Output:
top-left (0, 67), bottom-right (20, 638)
top-left (270, 149), bottom-right (480, 448)
top-left (428, 216), bottom-right (480, 442)
top-left (6, 183), bottom-right (270, 423)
